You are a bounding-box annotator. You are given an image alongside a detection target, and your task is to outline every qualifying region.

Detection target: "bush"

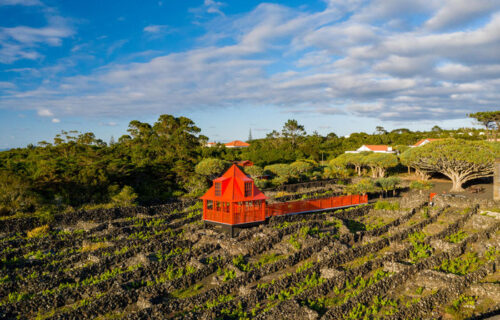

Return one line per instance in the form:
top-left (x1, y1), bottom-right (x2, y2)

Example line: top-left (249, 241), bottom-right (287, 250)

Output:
top-left (409, 180), bottom-right (434, 193)
top-left (111, 186), bottom-right (138, 207)
top-left (244, 165), bottom-right (264, 179)
top-left (344, 179), bottom-right (376, 195)
top-left (374, 201), bottom-right (400, 210)
top-left (195, 158), bottom-right (231, 180)
top-left (27, 225), bottom-right (50, 238)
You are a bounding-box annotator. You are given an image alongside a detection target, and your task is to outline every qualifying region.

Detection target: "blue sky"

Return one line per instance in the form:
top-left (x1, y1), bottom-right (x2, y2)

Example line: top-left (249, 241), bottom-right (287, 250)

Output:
top-left (1, 0), bottom-right (499, 148)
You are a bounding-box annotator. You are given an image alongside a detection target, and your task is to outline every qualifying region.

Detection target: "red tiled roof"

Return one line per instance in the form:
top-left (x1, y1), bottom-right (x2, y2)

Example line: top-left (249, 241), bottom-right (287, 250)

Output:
top-left (363, 145), bottom-right (389, 151)
top-left (413, 139), bottom-right (441, 147)
top-left (225, 140), bottom-right (250, 147)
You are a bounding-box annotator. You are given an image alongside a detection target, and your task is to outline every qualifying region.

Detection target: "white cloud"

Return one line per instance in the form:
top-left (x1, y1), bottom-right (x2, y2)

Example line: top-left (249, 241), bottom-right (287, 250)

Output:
top-left (0, 0), bottom-right (42, 6)
top-left (1, 0), bottom-right (500, 124)
top-left (143, 25), bottom-right (167, 33)
top-left (204, 0), bottom-right (225, 16)
top-left (425, 0), bottom-right (500, 31)
top-left (37, 108), bottom-right (53, 117)
top-left (0, 6), bottom-right (74, 63)
top-left (0, 81), bottom-right (15, 89)
top-left (51, 118), bottom-right (60, 123)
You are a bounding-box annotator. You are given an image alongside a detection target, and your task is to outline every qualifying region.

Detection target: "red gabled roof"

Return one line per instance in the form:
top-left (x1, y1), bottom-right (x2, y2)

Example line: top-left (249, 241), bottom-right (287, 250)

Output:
top-left (364, 145), bottom-right (389, 151)
top-left (225, 140), bottom-right (250, 147)
top-left (413, 139), bottom-right (441, 147)
top-left (200, 164), bottom-right (267, 202)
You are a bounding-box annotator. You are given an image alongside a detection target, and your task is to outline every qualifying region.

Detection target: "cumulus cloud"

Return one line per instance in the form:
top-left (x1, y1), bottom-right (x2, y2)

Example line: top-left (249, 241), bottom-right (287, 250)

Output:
top-left (1, 0), bottom-right (500, 123)
top-left (51, 118), bottom-right (60, 123)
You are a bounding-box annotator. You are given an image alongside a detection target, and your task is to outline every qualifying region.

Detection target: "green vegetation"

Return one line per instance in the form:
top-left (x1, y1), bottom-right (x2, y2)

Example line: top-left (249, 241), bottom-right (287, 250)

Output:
top-left (288, 234), bottom-right (302, 250)
top-left (171, 284), bottom-right (204, 299)
top-left (400, 139), bottom-right (499, 192)
top-left (409, 180), bottom-right (434, 192)
top-left (436, 252), bottom-right (480, 275)
top-left (408, 231), bottom-right (433, 263)
top-left (469, 111), bottom-right (500, 140)
top-left (446, 294), bottom-right (477, 316)
top-left (267, 272), bottom-right (325, 302)
top-left (373, 200), bottom-right (399, 211)
top-left (26, 225), bottom-right (50, 238)
top-left (0, 111), bottom-right (494, 216)
top-left (445, 231), bottom-right (468, 243)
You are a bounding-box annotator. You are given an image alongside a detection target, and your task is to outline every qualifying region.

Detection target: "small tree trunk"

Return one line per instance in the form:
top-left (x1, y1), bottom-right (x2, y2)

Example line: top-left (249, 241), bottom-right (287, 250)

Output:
top-left (450, 175), bottom-right (465, 192)
top-left (379, 168), bottom-right (386, 178)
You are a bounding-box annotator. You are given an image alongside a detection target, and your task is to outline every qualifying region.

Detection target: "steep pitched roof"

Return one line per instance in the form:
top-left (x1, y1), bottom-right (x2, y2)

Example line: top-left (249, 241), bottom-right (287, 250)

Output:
top-left (225, 140), bottom-right (250, 147)
top-left (200, 164), bottom-right (266, 201)
top-left (413, 139), bottom-right (441, 147)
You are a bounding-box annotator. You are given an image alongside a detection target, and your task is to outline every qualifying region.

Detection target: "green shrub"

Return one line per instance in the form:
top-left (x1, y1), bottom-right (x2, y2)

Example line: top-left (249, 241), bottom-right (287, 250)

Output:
top-left (374, 201), bottom-right (399, 210)
top-left (111, 186), bottom-right (138, 207)
top-left (27, 225), bottom-right (50, 238)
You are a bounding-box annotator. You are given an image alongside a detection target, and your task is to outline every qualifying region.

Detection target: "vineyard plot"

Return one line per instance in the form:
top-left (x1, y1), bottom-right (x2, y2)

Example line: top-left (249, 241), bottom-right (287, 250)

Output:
top-left (0, 202), bottom-right (498, 319)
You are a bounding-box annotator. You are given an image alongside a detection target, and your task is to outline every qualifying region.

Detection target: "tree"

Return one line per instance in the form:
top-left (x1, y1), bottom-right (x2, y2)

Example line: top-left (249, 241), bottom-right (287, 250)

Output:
top-left (195, 158), bottom-right (230, 180)
top-left (290, 161), bottom-right (313, 176)
top-left (362, 153), bottom-right (399, 178)
top-left (409, 180), bottom-right (434, 195)
top-left (375, 177), bottom-right (401, 197)
top-left (375, 126), bottom-right (387, 135)
top-left (344, 179), bottom-right (376, 195)
top-left (331, 153), bottom-right (366, 176)
top-left (469, 111), bottom-right (500, 140)
top-left (400, 148), bottom-right (432, 180)
top-left (264, 163), bottom-right (298, 184)
top-left (323, 165), bottom-right (349, 180)
top-left (431, 125), bottom-right (442, 133)
top-left (402, 139), bottom-right (498, 192)
top-left (248, 129), bottom-right (253, 142)
top-left (243, 165), bottom-right (264, 179)
top-left (282, 119), bottom-right (306, 146)
top-left (111, 186), bottom-right (138, 207)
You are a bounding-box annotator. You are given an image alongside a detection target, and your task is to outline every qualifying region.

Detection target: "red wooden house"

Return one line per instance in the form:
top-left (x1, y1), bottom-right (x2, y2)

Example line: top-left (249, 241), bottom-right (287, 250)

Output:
top-left (201, 164), bottom-right (267, 234)
top-left (201, 164), bottom-right (368, 236)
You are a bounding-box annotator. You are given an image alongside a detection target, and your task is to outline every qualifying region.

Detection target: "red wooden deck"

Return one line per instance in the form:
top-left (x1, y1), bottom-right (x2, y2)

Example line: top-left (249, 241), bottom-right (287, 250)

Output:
top-left (266, 194), bottom-right (368, 218)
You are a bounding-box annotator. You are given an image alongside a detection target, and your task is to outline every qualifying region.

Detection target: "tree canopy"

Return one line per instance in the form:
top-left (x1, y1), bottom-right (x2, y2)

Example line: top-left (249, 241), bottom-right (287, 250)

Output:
top-left (400, 139), bottom-right (498, 192)
top-left (469, 111), bottom-right (500, 140)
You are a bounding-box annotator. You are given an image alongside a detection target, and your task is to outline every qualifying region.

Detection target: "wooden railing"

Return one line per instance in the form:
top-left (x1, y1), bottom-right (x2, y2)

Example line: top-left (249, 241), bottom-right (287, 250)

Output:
top-left (266, 194), bottom-right (368, 218)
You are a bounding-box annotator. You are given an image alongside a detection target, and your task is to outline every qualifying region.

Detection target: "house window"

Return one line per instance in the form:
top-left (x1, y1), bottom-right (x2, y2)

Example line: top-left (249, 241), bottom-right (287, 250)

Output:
top-left (207, 200), bottom-right (213, 210)
top-left (244, 182), bottom-right (252, 197)
top-left (215, 182), bottom-right (221, 196)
